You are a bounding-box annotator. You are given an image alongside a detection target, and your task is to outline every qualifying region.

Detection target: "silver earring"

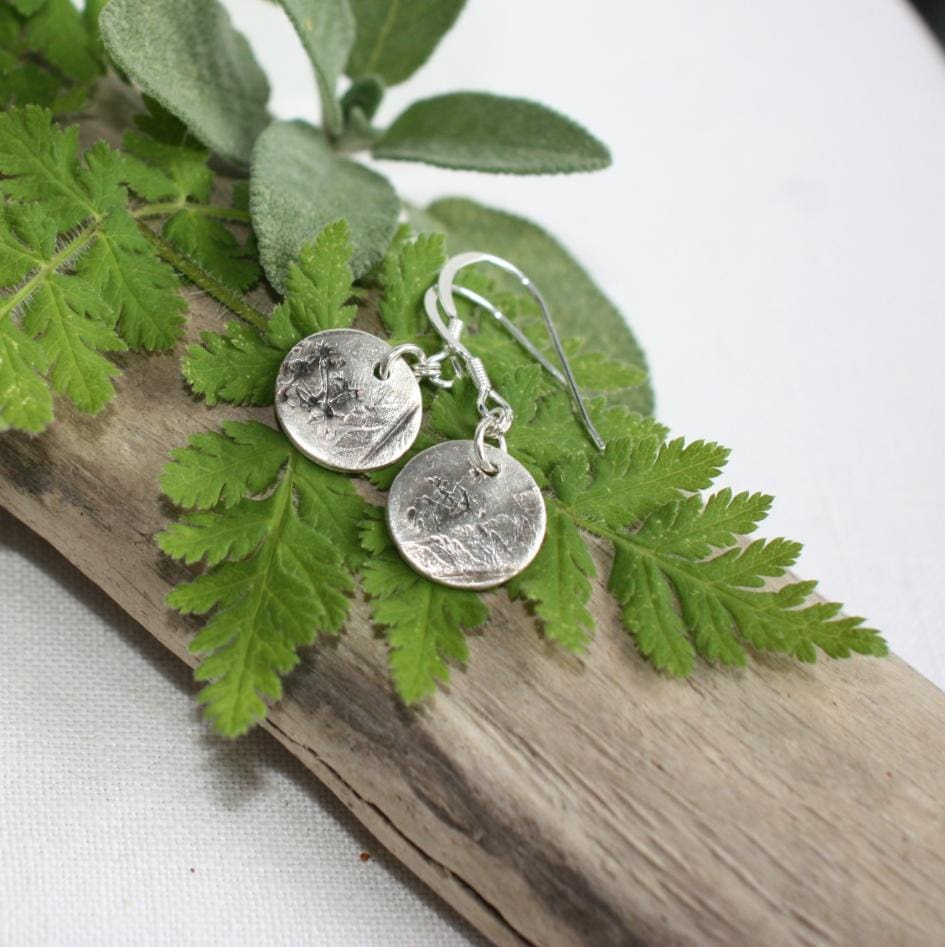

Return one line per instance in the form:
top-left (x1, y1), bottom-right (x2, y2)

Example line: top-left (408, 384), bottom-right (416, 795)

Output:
top-left (274, 326), bottom-right (442, 472)
top-left (386, 252), bottom-right (605, 590)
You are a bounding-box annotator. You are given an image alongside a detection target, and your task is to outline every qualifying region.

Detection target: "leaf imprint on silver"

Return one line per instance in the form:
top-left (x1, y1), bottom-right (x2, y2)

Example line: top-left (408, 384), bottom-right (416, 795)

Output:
top-left (275, 328), bottom-right (422, 472)
top-left (387, 441), bottom-right (546, 590)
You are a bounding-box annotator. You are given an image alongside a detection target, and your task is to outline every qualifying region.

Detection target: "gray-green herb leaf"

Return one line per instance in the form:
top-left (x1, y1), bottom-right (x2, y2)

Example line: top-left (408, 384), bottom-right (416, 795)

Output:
top-left (375, 93), bottom-right (611, 175)
top-left (416, 197), bottom-right (653, 413)
top-left (250, 119), bottom-right (399, 291)
top-left (346, 0), bottom-right (465, 86)
top-left (278, 0), bottom-right (355, 136)
top-left (100, 0), bottom-right (270, 164)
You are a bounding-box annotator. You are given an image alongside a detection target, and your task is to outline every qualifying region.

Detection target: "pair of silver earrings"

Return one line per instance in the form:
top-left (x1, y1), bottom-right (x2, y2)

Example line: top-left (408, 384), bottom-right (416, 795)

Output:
top-left (274, 252), bottom-right (605, 590)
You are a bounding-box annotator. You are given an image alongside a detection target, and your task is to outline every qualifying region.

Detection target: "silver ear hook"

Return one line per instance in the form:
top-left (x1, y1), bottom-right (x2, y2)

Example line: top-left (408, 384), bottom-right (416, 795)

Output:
top-left (428, 251), bottom-right (606, 452)
top-left (448, 285), bottom-right (567, 387)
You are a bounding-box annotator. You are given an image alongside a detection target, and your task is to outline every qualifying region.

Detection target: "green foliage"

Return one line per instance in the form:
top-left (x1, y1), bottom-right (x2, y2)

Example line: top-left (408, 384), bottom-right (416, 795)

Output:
top-left (77, 209), bottom-right (186, 351)
top-left (0, 107), bottom-right (185, 430)
top-left (16, 227), bottom-right (125, 415)
top-left (37, 0), bottom-right (613, 300)
top-left (160, 226), bottom-right (368, 736)
top-left (160, 421), bottom-right (291, 510)
top-left (560, 435), bottom-right (730, 532)
top-left (0, 0), bottom-right (102, 112)
top-left (250, 120), bottom-right (399, 290)
top-left (416, 197), bottom-right (653, 413)
top-left (345, 0), bottom-right (466, 86)
top-left (100, 0), bottom-right (271, 164)
top-left (548, 447), bottom-right (886, 675)
top-left (24, 0), bottom-right (99, 85)
top-left (375, 93), bottom-right (611, 174)
top-left (121, 102), bottom-right (215, 202)
top-left (163, 226), bottom-right (886, 737)
top-left (506, 502), bottom-right (597, 651)
top-left (181, 219), bottom-right (355, 407)
top-left (341, 74), bottom-right (384, 126)
top-left (121, 98), bottom-right (262, 293)
top-left (159, 420), bottom-right (363, 736)
top-left (278, 0), bottom-right (355, 135)
top-left (172, 221), bottom-right (497, 723)
top-left (100, 0), bottom-right (606, 290)
top-left (361, 509), bottom-right (488, 702)
top-left (2, 3), bottom-right (884, 738)
top-left (0, 99), bottom-right (262, 433)
top-left (0, 314), bottom-right (52, 433)
top-left (0, 108), bottom-right (106, 226)
top-left (377, 230), bottom-right (446, 339)
top-left (0, 223), bottom-right (124, 418)
top-left (163, 210), bottom-right (260, 293)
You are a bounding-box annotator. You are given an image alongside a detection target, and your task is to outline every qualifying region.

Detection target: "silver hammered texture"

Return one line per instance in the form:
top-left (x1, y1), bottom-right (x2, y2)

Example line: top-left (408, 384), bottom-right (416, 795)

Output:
top-left (274, 328), bottom-right (422, 472)
top-left (387, 441), bottom-right (546, 590)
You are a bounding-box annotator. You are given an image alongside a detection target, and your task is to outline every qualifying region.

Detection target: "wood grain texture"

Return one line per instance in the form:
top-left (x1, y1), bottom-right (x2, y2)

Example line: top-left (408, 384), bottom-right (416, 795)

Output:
top-left (2, 85), bottom-right (945, 946)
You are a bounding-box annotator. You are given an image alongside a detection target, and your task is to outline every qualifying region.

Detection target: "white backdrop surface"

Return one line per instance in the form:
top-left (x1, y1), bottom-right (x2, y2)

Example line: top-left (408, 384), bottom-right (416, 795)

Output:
top-left (3, 0), bottom-right (945, 943)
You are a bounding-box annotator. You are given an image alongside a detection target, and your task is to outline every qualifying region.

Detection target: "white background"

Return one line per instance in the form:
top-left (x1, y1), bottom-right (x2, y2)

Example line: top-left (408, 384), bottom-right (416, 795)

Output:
top-left (3, 0), bottom-right (945, 943)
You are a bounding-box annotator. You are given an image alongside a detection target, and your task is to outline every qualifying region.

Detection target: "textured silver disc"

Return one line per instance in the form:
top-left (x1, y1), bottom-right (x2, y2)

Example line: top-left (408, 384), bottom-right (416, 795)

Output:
top-left (274, 328), bottom-right (422, 472)
top-left (387, 440), bottom-right (546, 590)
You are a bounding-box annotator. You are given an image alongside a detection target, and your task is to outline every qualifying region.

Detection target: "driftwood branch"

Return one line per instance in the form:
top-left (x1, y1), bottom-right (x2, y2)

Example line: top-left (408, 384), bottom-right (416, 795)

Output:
top-left (2, 84), bottom-right (944, 946)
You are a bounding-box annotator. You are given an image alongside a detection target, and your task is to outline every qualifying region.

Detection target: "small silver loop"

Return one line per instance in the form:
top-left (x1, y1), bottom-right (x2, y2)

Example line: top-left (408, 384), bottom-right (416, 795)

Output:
top-left (412, 360), bottom-right (443, 380)
top-left (380, 342), bottom-right (460, 390)
top-left (473, 416), bottom-right (508, 475)
top-left (483, 405), bottom-right (513, 438)
top-left (377, 342), bottom-right (427, 380)
top-left (422, 350), bottom-right (458, 389)
top-left (478, 390), bottom-right (513, 435)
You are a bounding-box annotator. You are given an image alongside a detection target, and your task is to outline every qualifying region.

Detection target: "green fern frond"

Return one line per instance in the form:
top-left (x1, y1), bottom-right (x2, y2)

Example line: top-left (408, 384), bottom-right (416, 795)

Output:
top-left (0, 0), bottom-right (102, 113)
top-left (180, 219), bottom-right (356, 408)
top-left (159, 420), bottom-right (364, 736)
top-left (160, 226), bottom-right (886, 736)
top-left (0, 102), bottom-right (261, 432)
top-left (361, 509), bottom-right (488, 703)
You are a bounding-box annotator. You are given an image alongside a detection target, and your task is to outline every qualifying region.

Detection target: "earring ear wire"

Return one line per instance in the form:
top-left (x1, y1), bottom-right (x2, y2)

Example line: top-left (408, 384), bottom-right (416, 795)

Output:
top-left (448, 285), bottom-right (567, 387)
top-left (427, 251), bottom-right (606, 453)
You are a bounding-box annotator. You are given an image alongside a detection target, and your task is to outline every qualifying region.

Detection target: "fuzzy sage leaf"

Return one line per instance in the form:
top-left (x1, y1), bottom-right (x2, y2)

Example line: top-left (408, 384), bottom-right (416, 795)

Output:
top-left (250, 119), bottom-right (399, 291)
top-left (100, 0), bottom-right (270, 164)
top-left (346, 0), bottom-right (465, 86)
top-left (278, 0), bottom-right (355, 136)
top-left (375, 93), bottom-right (611, 175)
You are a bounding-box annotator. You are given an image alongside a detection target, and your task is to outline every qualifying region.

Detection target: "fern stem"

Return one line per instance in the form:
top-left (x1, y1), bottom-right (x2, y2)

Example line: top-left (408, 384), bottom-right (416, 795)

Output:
top-left (132, 202), bottom-right (252, 222)
top-left (136, 222), bottom-right (269, 332)
top-left (0, 224), bottom-right (99, 321)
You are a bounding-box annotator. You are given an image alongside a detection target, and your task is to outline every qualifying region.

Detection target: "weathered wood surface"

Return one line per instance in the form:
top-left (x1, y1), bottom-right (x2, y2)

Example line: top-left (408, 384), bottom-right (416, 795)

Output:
top-left (2, 85), bottom-right (945, 946)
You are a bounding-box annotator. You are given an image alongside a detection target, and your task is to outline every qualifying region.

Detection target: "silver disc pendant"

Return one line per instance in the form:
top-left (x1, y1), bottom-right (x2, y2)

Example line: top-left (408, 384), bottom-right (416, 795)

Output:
top-left (275, 328), bottom-right (422, 472)
top-left (387, 440), bottom-right (546, 590)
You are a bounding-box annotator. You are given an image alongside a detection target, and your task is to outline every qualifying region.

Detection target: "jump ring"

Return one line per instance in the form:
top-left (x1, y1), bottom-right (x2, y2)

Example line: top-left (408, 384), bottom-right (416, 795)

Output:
top-left (473, 417), bottom-right (508, 474)
top-left (377, 342), bottom-right (432, 381)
